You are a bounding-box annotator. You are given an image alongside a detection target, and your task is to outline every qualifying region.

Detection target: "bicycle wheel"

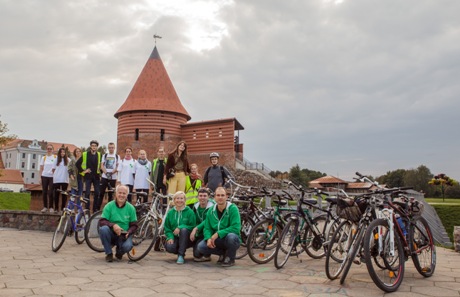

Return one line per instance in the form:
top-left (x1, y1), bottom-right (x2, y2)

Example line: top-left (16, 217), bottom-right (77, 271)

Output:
top-left (325, 220), bottom-right (353, 280)
top-left (363, 218), bottom-right (405, 292)
top-left (274, 218), bottom-right (299, 269)
top-left (84, 210), bottom-right (104, 252)
top-left (75, 209), bottom-right (90, 244)
top-left (235, 217), bottom-right (254, 259)
top-left (127, 216), bottom-right (159, 262)
top-left (247, 218), bottom-right (282, 264)
top-left (339, 223), bottom-right (365, 285)
top-left (303, 216), bottom-right (328, 259)
top-left (52, 213), bottom-right (70, 252)
top-left (410, 216), bottom-right (436, 277)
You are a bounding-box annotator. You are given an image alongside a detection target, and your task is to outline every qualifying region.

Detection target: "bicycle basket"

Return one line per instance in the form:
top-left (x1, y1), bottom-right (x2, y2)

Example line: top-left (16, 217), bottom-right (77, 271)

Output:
top-left (409, 200), bottom-right (424, 217)
top-left (336, 196), bottom-right (362, 223)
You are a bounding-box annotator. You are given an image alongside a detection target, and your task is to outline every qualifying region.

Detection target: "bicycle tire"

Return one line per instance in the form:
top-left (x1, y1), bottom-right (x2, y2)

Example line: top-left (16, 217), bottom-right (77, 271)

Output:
top-left (340, 223), bottom-right (365, 285)
top-left (325, 220), bottom-right (353, 280)
top-left (303, 216), bottom-right (328, 259)
top-left (75, 209), bottom-right (90, 244)
top-left (363, 218), bottom-right (405, 292)
top-left (235, 216), bottom-right (255, 259)
top-left (52, 213), bottom-right (70, 252)
top-left (274, 218), bottom-right (299, 269)
top-left (84, 210), bottom-right (104, 252)
top-left (127, 216), bottom-right (159, 262)
top-left (410, 216), bottom-right (436, 277)
top-left (247, 218), bottom-right (282, 264)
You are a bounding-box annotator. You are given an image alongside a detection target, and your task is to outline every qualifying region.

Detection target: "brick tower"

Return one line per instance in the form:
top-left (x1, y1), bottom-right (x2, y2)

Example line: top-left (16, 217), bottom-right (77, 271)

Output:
top-left (114, 46), bottom-right (191, 159)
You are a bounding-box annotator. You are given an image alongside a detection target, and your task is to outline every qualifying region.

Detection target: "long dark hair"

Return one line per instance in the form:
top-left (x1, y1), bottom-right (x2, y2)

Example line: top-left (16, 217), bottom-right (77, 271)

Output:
top-left (57, 147), bottom-right (68, 166)
top-left (170, 141), bottom-right (188, 162)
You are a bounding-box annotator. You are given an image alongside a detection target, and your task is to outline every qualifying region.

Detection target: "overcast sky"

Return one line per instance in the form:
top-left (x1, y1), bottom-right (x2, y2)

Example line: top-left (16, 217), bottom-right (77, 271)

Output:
top-left (1, 0), bottom-right (459, 181)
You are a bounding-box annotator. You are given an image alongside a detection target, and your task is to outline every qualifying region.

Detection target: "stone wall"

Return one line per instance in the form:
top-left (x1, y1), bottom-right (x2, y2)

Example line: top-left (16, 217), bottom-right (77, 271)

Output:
top-left (0, 210), bottom-right (60, 232)
top-left (454, 226), bottom-right (460, 252)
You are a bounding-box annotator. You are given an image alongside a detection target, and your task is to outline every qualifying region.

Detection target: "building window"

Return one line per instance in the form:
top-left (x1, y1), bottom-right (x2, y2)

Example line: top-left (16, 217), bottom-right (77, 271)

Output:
top-left (160, 129), bottom-right (165, 141)
top-left (206, 130), bottom-right (209, 139)
top-left (193, 131), bottom-right (196, 140)
top-left (22, 153), bottom-right (26, 158)
top-left (33, 154), bottom-right (36, 159)
top-left (135, 128), bottom-right (139, 141)
top-left (32, 163), bottom-right (36, 169)
top-left (219, 129), bottom-right (223, 137)
top-left (21, 162), bottom-right (25, 168)
top-left (21, 172), bottom-right (24, 177)
top-left (31, 173), bottom-right (35, 178)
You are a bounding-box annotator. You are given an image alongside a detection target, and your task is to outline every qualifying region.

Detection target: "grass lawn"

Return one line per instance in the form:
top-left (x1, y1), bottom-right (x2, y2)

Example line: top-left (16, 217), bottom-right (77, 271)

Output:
top-left (0, 193), bottom-right (31, 210)
top-left (425, 198), bottom-right (460, 244)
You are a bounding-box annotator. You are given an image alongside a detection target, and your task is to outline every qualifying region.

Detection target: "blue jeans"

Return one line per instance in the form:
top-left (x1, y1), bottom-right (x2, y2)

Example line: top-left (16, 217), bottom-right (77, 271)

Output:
top-left (99, 225), bottom-right (133, 256)
top-left (193, 237), bottom-right (210, 258)
top-left (197, 233), bottom-right (240, 260)
top-left (165, 228), bottom-right (193, 257)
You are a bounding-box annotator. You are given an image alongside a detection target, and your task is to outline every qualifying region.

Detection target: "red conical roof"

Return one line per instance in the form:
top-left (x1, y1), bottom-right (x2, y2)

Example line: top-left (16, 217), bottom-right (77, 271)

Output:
top-left (114, 46), bottom-right (191, 120)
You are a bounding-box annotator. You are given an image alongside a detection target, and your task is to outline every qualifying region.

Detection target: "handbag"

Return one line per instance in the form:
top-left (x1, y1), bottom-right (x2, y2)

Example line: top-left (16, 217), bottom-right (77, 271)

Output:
top-left (166, 168), bottom-right (175, 179)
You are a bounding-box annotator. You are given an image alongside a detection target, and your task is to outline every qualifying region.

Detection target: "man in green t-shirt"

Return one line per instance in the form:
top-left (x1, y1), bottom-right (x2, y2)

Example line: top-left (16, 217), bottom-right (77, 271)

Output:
top-left (99, 185), bottom-right (138, 262)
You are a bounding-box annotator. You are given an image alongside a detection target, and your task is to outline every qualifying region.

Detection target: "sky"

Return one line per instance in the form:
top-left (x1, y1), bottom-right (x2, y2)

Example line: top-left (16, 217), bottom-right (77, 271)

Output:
top-left (1, 0), bottom-right (460, 181)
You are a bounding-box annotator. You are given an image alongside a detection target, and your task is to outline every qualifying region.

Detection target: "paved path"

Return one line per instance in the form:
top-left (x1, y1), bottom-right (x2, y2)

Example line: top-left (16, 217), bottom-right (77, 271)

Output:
top-left (0, 228), bottom-right (459, 297)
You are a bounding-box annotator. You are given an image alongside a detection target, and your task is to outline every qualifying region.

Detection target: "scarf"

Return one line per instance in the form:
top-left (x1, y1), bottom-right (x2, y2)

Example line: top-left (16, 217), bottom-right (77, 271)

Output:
top-left (138, 158), bottom-right (148, 165)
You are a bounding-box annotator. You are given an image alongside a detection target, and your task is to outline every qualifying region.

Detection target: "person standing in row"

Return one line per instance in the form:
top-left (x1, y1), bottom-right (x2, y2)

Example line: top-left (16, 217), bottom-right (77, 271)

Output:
top-left (151, 147), bottom-right (167, 194)
top-left (133, 150), bottom-right (152, 203)
top-left (164, 141), bottom-right (190, 194)
top-left (203, 152), bottom-right (233, 193)
top-left (96, 142), bottom-right (120, 212)
top-left (185, 163), bottom-right (202, 206)
top-left (40, 144), bottom-right (56, 213)
top-left (52, 147), bottom-right (71, 212)
top-left (76, 140), bottom-right (101, 212)
top-left (68, 148), bottom-right (83, 200)
top-left (117, 147), bottom-right (135, 203)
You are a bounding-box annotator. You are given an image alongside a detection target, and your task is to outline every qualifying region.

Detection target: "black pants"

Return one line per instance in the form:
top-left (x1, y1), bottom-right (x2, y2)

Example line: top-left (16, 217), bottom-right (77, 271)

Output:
top-left (96, 177), bottom-right (116, 211)
top-left (41, 176), bottom-right (54, 209)
top-left (53, 183), bottom-right (68, 211)
top-left (84, 175), bottom-right (100, 212)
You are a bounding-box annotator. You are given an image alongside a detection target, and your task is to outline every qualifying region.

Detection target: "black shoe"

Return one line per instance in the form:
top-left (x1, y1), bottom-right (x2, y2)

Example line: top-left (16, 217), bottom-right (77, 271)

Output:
top-left (105, 254), bottom-right (113, 262)
top-left (217, 254), bottom-right (225, 263)
top-left (115, 253), bottom-right (123, 260)
top-left (221, 257), bottom-right (235, 267)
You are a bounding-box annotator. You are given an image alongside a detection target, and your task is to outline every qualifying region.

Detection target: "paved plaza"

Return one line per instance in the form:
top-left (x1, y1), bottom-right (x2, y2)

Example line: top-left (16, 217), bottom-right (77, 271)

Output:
top-left (0, 228), bottom-right (459, 297)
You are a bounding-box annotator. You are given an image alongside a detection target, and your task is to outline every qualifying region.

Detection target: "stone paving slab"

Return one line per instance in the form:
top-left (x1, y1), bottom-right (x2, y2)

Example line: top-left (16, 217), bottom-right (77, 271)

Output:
top-left (0, 228), bottom-right (459, 296)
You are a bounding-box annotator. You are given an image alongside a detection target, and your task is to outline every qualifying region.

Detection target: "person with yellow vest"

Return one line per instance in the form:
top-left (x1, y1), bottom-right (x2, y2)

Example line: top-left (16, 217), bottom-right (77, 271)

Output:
top-left (76, 140), bottom-right (101, 211)
top-left (185, 163), bottom-right (202, 206)
top-left (151, 147), bottom-right (167, 194)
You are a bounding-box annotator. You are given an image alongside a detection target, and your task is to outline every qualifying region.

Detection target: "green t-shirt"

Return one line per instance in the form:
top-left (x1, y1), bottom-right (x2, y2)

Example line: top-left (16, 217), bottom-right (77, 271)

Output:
top-left (101, 200), bottom-right (137, 231)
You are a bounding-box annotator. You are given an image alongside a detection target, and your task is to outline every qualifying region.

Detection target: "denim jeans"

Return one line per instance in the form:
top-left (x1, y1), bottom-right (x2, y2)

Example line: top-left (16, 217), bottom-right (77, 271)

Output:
top-left (99, 225), bottom-right (133, 256)
top-left (165, 228), bottom-right (194, 257)
top-left (197, 233), bottom-right (240, 260)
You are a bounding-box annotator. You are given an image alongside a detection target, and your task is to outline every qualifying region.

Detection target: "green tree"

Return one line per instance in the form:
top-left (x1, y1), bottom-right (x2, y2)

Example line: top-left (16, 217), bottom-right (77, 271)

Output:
top-left (0, 117), bottom-right (17, 177)
top-left (429, 173), bottom-right (458, 202)
top-left (301, 168), bottom-right (327, 181)
top-left (289, 164), bottom-right (309, 187)
top-left (403, 165), bottom-right (433, 196)
top-left (376, 169), bottom-right (406, 188)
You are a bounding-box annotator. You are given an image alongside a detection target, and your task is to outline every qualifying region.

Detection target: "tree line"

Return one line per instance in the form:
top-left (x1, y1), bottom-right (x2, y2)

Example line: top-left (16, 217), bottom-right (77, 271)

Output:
top-left (270, 164), bottom-right (460, 198)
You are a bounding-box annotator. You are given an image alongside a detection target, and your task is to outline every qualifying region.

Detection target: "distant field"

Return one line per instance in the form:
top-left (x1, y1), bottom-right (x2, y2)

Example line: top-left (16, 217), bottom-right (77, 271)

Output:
top-left (424, 198), bottom-right (460, 243)
top-left (425, 198), bottom-right (460, 205)
top-left (0, 193), bottom-right (31, 210)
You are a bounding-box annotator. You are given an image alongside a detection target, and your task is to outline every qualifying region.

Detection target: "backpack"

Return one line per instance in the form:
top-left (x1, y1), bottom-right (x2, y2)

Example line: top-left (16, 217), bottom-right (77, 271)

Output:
top-left (205, 166), bottom-right (227, 184)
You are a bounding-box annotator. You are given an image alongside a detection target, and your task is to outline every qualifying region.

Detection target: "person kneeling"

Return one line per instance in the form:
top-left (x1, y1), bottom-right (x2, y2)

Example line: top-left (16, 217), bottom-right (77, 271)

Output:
top-left (99, 185), bottom-right (138, 262)
top-left (197, 187), bottom-right (241, 267)
top-left (164, 191), bottom-right (197, 264)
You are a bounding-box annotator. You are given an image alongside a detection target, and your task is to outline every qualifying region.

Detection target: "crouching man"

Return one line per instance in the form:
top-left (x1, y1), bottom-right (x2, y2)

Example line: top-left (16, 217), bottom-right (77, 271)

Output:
top-left (197, 187), bottom-right (240, 267)
top-left (99, 185), bottom-right (138, 262)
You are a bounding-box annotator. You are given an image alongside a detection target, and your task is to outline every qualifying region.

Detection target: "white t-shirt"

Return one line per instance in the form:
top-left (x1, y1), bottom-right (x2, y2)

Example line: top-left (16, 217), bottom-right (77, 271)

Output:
top-left (40, 154), bottom-right (57, 177)
top-left (53, 157), bottom-right (71, 183)
top-left (101, 153), bottom-right (120, 180)
top-left (133, 159), bottom-right (152, 190)
top-left (117, 158), bottom-right (135, 185)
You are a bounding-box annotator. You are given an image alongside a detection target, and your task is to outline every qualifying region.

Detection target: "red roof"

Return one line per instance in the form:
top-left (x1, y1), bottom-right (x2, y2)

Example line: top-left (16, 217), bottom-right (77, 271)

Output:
top-left (0, 169), bottom-right (24, 184)
top-left (114, 46), bottom-right (190, 120)
top-left (310, 175), bottom-right (347, 184)
top-left (2, 139), bottom-right (79, 153)
top-left (346, 182), bottom-right (373, 189)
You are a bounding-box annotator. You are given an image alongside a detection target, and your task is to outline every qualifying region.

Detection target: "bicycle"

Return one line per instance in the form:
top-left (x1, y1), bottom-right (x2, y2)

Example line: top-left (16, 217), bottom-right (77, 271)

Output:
top-left (51, 190), bottom-right (90, 252)
top-left (273, 183), bottom-right (337, 269)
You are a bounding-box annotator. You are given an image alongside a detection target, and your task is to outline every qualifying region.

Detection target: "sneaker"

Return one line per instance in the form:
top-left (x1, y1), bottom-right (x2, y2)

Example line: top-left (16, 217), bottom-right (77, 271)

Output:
top-left (217, 254), bottom-right (225, 263)
top-left (49, 208), bottom-right (54, 213)
top-left (221, 257), bottom-right (235, 267)
top-left (194, 256), bottom-right (211, 262)
top-left (176, 255), bottom-right (185, 264)
top-left (115, 253), bottom-right (123, 260)
top-left (41, 207), bottom-right (48, 213)
top-left (105, 254), bottom-right (113, 262)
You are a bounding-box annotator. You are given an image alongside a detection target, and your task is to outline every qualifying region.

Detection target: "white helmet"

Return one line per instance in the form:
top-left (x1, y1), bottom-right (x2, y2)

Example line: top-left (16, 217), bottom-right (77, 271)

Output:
top-left (210, 152), bottom-right (220, 159)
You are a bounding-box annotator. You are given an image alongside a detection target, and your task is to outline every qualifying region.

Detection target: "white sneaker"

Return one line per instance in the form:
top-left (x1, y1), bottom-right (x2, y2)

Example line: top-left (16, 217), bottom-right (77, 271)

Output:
top-left (49, 208), bottom-right (54, 213)
top-left (41, 207), bottom-right (47, 213)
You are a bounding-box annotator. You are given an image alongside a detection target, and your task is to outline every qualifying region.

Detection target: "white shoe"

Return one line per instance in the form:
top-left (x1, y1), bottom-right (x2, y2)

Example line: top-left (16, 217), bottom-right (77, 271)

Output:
top-left (49, 208), bottom-right (54, 213)
top-left (41, 207), bottom-right (47, 213)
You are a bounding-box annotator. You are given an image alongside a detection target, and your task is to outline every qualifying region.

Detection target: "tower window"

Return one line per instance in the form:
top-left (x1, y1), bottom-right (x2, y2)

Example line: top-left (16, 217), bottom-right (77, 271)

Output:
top-left (135, 129), bottom-right (139, 141)
top-left (161, 129), bottom-right (165, 141)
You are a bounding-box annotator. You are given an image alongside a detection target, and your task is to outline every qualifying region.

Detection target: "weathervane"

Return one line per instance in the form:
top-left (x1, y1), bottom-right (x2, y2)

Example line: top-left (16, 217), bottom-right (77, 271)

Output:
top-left (154, 34), bottom-right (162, 45)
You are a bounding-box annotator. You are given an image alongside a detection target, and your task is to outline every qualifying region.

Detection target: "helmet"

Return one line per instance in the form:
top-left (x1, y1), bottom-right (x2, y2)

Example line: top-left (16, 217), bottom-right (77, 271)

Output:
top-left (210, 152), bottom-right (220, 159)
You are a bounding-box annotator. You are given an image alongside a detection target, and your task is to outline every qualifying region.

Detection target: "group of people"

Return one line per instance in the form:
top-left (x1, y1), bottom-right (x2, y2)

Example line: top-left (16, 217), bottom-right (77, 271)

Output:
top-left (101, 184), bottom-right (241, 267)
top-left (40, 140), bottom-right (233, 213)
